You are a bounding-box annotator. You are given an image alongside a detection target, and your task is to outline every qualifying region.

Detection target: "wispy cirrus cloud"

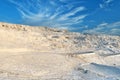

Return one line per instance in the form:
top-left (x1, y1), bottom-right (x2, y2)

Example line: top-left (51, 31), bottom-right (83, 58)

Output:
top-left (99, 0), bottom-right (114, 8)
top-left (59, 7), bottom-right (86, 20)
top-left (8, 0), bottom-right (87, 30)
top-left (84, 21), bottom-right (120, 36)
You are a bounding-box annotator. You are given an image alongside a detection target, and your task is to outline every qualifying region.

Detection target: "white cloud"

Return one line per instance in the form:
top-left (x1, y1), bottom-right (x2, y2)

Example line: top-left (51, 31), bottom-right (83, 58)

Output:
top-left (105, 0), bottom-right (113, 3)
top-left (8, 0), bottom-right (88, 30)
top-left (99, 0), bottom-right (114, 8)
top-left (84, 22), bottom-right (120, 36)
top-left (72, 15), bottom-right (87, 22)
top-left (59, 7), bottom-right (86, 20)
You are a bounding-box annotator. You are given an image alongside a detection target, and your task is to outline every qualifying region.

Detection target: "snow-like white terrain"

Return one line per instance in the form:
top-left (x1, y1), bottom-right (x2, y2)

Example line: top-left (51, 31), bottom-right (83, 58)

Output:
top-left (0, 22), bottom-right (120, 80)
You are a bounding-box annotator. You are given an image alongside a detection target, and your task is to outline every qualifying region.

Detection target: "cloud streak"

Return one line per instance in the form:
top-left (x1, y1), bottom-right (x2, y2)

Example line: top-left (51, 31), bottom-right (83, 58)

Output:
top-left (99, 0), bottom-right (114, 8)
top-left (84, 21), bottom-right (120, 36)
top-left (8, 0), bottom-right (87, 30)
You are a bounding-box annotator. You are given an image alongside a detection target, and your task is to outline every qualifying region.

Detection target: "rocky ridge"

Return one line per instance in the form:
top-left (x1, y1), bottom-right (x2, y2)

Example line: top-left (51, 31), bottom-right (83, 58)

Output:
top-left (0, 22), bottom-right (120, 80)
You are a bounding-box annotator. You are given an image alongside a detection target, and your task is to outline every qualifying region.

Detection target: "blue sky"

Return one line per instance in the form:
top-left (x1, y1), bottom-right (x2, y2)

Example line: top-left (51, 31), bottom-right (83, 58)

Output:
top-left (0, 0), bottom-right (120, 35)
